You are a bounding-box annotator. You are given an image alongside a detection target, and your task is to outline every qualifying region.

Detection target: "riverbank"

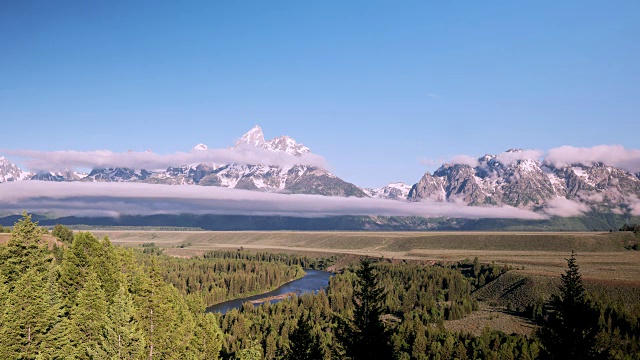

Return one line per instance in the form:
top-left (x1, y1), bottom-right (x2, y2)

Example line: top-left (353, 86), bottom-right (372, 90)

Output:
top-left (248, 291), bottom-right (300, 304)
top-left (208, 273), bottom-right (304, 308)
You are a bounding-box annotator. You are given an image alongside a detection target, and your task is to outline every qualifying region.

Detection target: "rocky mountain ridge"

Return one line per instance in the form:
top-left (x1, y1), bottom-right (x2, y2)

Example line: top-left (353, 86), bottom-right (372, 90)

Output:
top-left (0, 157), bottom-right (30, 182)
top-left (408, 150), bottom-right (640, 213)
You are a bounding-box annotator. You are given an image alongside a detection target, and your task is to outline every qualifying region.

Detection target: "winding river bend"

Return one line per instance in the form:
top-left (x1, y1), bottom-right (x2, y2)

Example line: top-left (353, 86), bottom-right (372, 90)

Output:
top-left (206, 269), bottom-right (333, 314)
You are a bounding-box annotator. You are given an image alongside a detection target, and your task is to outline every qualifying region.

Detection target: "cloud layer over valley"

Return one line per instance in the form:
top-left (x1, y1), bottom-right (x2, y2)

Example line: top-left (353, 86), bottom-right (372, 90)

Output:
top-left (4, 145), bottom-right (327, 172)
top-left (0, 181), bottom-right (546, 220)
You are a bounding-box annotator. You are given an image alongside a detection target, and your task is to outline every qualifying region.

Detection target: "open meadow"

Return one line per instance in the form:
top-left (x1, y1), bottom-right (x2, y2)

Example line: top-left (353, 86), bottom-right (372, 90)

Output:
top-left (92, 230), bottom-right (640, 284)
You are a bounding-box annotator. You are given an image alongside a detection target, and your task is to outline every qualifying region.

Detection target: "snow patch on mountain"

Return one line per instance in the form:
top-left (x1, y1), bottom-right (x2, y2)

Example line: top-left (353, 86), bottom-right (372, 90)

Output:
top-left (364, 182), bottom-right (412, 200)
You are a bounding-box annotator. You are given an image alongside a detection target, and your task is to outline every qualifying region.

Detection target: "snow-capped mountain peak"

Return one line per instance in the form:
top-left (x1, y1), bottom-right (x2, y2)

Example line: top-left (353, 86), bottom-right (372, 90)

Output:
top-left (235, 125), bottom-right (266, 148)
top-left (233, 125), bottom-right (311, 156)
top-left (0, 157), bottom-right (31, 182)
top-left (193, 143), bottom-right (208, 151)
top-left (264, 135), bottom-right (311, 156)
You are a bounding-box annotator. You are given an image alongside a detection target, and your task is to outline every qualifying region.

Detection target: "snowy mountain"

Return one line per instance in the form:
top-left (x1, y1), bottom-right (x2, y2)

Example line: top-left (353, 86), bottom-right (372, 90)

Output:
top-left (2, 126), bottom-right (364, 197)
top-left (132, 126), bottom-right (363, 196)
top-left (363, 182), bottom-right (412, 200)
top-left (408, 149), bottom-right (640, 213)
top-left (30, 170), bottom-right (86, 182)
top-left (0, 157), bottom-right (31, 183)
top-left (4, 130), bottom-right (640, 211)
top-left (233, 125), bottom-right (311, 156)
top-left (85, 168), bottom-right (153, 182)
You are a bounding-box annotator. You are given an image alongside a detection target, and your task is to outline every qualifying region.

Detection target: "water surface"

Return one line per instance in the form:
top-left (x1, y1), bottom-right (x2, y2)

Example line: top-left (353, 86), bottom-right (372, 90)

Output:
top-left (206, 269), bottom-right (333, 314)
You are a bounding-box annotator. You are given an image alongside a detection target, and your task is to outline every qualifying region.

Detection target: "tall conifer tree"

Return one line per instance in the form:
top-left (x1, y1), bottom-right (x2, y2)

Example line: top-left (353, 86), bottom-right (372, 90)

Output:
top-left (538, 251), bottom-right (599, 359)
top-left (336, 259), bottom-right (394, 360)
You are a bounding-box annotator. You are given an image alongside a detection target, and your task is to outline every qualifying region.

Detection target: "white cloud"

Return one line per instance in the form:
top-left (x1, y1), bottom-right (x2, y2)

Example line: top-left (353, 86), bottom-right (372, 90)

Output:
top-left (0, 181), bottom-right (547, 220)
top-left (448, 155), bottom-right (479, 167)
top-left (543, 197), bottom-right (591, 217)
top-left (4, 146), bottom-right (327, 172)
top-left (496, 149), bottom-right (544, 165)
top-left (545, 145), bottom-right (640, 173)
top-left (623, 195), bottom-right (640, 216)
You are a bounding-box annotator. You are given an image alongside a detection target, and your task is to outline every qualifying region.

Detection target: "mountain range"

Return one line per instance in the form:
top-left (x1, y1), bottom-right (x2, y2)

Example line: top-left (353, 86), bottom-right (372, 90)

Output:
top-left (2, 126), bottom-right (640, 219)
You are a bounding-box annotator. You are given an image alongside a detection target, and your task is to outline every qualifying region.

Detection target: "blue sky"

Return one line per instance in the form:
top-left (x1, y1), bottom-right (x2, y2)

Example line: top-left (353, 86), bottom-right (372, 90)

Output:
top-left (1, 1), bottom-right (638, 187)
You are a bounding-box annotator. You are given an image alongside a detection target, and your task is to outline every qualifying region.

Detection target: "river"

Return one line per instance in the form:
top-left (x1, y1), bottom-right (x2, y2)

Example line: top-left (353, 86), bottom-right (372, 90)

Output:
top-left (205, 269), bottom-right (333, 314)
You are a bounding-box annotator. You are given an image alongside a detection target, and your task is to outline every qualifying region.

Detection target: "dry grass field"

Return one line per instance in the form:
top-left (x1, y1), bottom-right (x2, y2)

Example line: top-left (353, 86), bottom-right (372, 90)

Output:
top-left (90, 230), bottom-right (640, 283)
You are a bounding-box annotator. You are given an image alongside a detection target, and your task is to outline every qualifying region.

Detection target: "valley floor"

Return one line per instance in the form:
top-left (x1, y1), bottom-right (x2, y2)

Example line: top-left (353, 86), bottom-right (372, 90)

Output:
top-left (93, 230), bottom-right (640, 283)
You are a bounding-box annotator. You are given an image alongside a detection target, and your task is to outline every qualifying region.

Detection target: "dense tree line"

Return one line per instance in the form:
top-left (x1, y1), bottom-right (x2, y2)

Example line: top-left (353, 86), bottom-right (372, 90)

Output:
top-left (202, 250), bottom-right (337, 270)
top-left (0, 213), bottom-right (224, 359)
top-left (620, 223), bottom-right (640, 233)
top-left (452, 257), bottom-right (511, 289)
top-left (138, 253), bottom-right (306, 306)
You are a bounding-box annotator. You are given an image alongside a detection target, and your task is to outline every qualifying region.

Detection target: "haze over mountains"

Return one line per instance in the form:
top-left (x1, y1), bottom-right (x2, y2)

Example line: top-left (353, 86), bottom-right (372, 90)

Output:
top-left (1, 125), bottom-right (640, 226)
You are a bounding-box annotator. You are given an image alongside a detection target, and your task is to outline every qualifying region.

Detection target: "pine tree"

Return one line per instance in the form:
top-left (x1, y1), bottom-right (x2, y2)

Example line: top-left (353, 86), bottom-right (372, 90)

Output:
top-left (191, 312), bottom-right (223, 360)
top-left (108, 285), bottom-right (146, 359)
top-left (66, 271), bottom-right (115, 359)
top-left (336, 259), bottom-right (394, 360)
top-left (51, 224), bottom-right (73, 244)
top-left (0, 212), bottom-right (49, 288)
top-left (235, 341), bottom-right (262, 360)
top-left (287, 313), bottom-right (324, 360)
top-left (58, 232), bottom-right (105, 309)
top-left (538, 251), bottom-right (599, 359)
top-left (136, 258), bottom-right (195, 359)
top-left (0, 268), bottom-right (56, 359)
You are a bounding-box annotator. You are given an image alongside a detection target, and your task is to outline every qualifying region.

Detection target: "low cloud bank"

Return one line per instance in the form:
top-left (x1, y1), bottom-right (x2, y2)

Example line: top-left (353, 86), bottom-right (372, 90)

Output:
top-left (440, 145), bottom-right (640, 174)
top-left (496, 149), bottom-right (544, 166)
top-left (4, 146), bottom-right (327, 172)
top-left (544, 145), bottom-right (640, 173)
top-left (542, 197), bottom-right (591, 217)
top-left (0, 181), bottom-right (547, 220)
